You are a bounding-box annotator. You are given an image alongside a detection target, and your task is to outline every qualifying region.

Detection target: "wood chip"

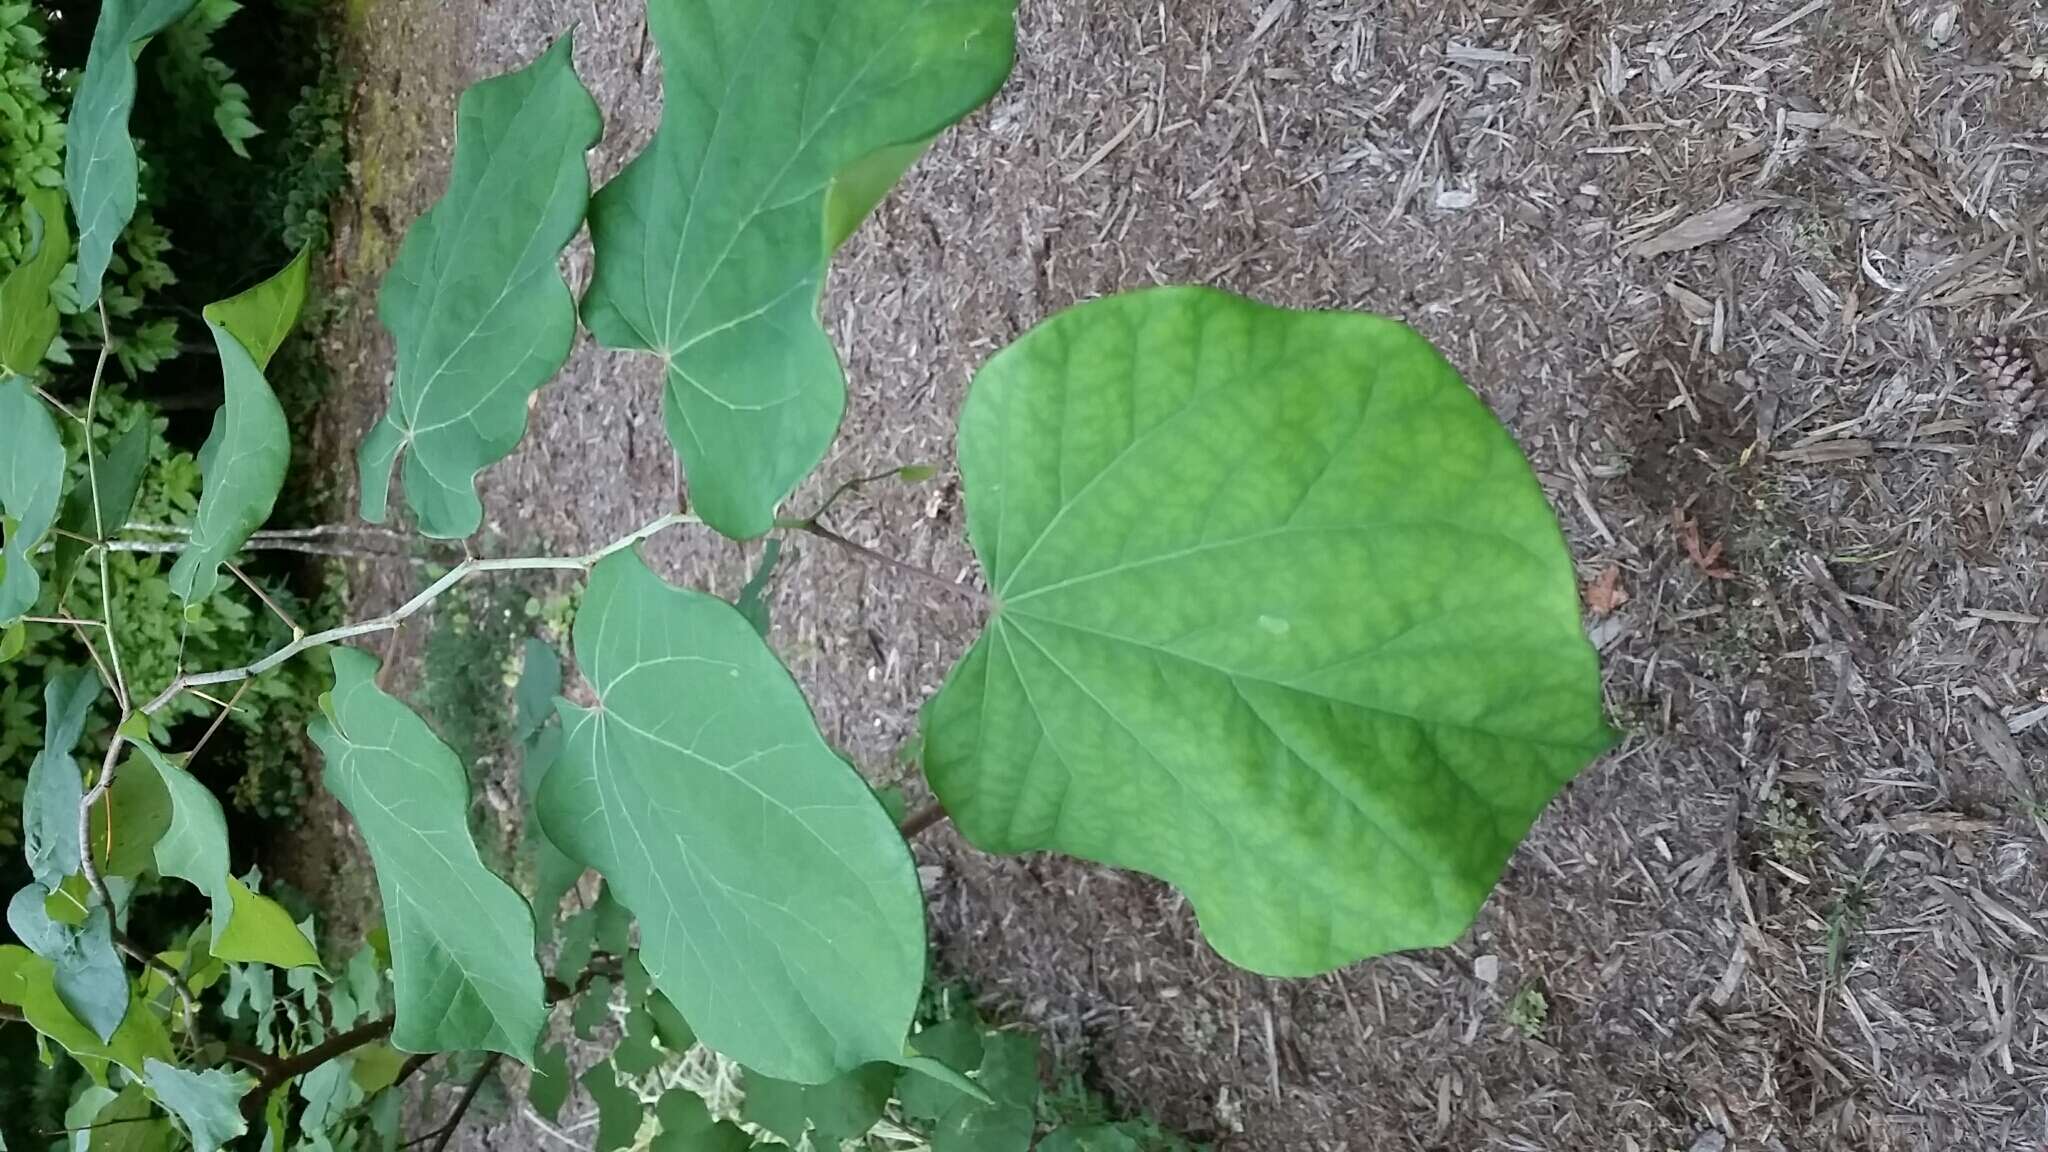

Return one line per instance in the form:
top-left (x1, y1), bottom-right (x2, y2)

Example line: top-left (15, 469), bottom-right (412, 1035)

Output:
top-left (1771, 439), bottom-right (1873, 464)
top-left (1628, 198), bottom-right (1781, 258)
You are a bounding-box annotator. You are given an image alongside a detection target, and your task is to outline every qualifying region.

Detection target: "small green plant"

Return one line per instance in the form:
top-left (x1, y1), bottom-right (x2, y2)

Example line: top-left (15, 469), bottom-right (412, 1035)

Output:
top-left (0, 1), bottom-right (1612, 1149)
top-left (1506, 986), bottom-right (1548, 1039)
top-left (1763, 792), bottom-right (1818, 864)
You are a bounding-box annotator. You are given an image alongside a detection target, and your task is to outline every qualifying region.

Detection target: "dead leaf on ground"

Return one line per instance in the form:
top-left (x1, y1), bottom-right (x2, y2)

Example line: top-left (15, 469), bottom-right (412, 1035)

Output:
top-left (1630, 198), bottom-right (1782, 258)
top-left (1674, 511), bottom-right (1736, 580)
top-left (1586, 565), bottom-right (1629, 616)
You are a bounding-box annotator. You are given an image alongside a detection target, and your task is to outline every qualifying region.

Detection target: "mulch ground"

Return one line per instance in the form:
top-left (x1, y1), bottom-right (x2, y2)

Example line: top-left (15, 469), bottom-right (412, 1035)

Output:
top-left (294, 1), bottom-right (2048, 1149)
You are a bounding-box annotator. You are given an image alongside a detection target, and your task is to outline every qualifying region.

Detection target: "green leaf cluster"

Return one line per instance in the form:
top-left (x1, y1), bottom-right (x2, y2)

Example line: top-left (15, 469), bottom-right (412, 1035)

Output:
top-left (0, 3), bottom-right (63, 266)
top-left (1, 1), bottom-right (1614, 1148)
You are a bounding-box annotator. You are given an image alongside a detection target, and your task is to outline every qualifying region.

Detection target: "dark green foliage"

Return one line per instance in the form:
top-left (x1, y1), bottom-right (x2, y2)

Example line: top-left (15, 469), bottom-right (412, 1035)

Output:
top-left (0, 3), bottom-right (64, 264)
top-left (0, 0), bottom-right (351, 881)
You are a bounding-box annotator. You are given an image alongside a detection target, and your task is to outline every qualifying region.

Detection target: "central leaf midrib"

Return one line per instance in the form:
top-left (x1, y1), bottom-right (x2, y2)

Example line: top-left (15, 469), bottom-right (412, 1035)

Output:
top-left (656, 0), bottom-right (932, 353)
top-left (400, 68), bottom-right (563, 430)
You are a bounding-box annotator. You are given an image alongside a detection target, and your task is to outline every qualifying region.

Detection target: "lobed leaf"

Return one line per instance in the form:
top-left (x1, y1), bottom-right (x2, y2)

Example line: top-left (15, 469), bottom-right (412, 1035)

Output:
top-left (142, 1059), bottom-right (250, 1152)
top-left (582, 1063), bottom-right (644, 1152)
top-left (741, 1063), bottom-right (893, 1146)
top-left (0, 375), bottom-right (66, 623)
top-left (654, 1092), bottom-right (753, 1152)
top-left (0, 189), bottom-right (68, 374)
top-left (168, 251), bottom-right (310, 605)
top-left (357, 37), bottom-right (600, 539)
top-left (308, 646), bottom-right (548, 1059)
top-left (582, 0), bottom-right (1017, 539)
top-left (139, 744), bottom-right (320, 969)
top-left (922, 287), bottom-right (1615, 976)
top-left (66, 0), bottom-right (200, 310)
top-left (537, 551), bottom-right (924, 1082)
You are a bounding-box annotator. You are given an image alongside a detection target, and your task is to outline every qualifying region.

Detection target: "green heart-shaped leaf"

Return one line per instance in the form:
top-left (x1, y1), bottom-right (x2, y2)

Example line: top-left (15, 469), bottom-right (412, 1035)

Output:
top-left (142, 1060), bottom-right (250, 1152)
top-left (309, 647), bottom-right (547, 1059)
top-left (923, 286), bottom-right (1614, 976)
top-left (0, 189), bottom-right (68, 374)
top-left (538, 551), bottom-right (923, 1082)
top-left (168, 250), bottom-right (310, 605)
top-left (742, 1062), bottom-right (893, 1146)
top-left (138, 744), bottom-right (319, 970)
top-left (654, 1092), bottom-right (753, 1152)
top-left (357, 37), bottom-right (600, 539)
top-left (582, 0), bottom-right (1017, 538)
top-left (0, 376), bottom-right (66, 623)
top-left (66, 0), bottom-right (199, 310)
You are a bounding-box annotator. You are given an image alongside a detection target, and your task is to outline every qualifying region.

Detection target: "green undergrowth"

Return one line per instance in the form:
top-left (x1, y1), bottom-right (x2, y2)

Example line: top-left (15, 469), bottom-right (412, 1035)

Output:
top-left (917, 985), bottom-right (1205, 1152)
top-left (0, 0), bottom-right (350, 1129)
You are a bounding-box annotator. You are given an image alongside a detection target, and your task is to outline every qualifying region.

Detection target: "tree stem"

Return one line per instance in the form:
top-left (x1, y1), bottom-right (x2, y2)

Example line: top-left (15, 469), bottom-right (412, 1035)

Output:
top-left (783, 521), bottom-right (990, 609)
top-left (85, 302), bottom-right (129, 712)
top-left (78, 731), bottom-right (126, 911)
top-left (421, 1053), bottom-right (501, 1152)
top-left (141, 512), bottom-right (699, 716)
top-left (240, 955), bottom-right (622, 1123)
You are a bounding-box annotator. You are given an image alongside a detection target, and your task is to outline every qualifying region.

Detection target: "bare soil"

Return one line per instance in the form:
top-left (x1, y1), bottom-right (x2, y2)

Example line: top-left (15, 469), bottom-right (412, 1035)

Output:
top-left (299, 1), bottom-right (2048, 1149)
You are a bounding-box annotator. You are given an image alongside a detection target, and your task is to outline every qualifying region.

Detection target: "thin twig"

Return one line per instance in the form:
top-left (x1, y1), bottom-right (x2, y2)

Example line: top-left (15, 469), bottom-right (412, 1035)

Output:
top-left (35, 1114), bottom-right (165, 1138)
top-left (103, 538), bottom-right (431, 563)
top-left (415, 1053), bottom-right (502, 1152)
top-left (240, 1016), bottom-right (395, 1123)
top-left (78, 732), bottom-right (127, 911)
top-left (787, 521), bottom-right (990, 609)
top-left (796, 465), bottom-right (929, 525)
top-left (34, 385), bottom-right (83, 422)
top-left (394, 1052), bottom-right (437, 1088)
top-left (117, 934), bottom-right (200, 1050)
top-left (899, 802), bottom-right (951, 839)
top-left (228, 562), bottom-right (303, 638)
top-left (125, 522), bottom-right (427, 546)
top-left (63, 618), bottom-right (120, 704)
top-left (242, 954), bottom-right (621, 1123)
top-left (86, 302), bottom-right (129, 712)
top-left (143, 513), bottom-right (699, 716)
top-left (184, 680), bottom-right (252, 775)
top-left (23, 615), bottom-right (106, 629)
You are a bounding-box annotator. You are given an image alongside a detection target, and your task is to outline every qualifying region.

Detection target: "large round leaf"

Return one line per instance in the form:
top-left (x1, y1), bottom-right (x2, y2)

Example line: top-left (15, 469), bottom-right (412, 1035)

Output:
top-left (922, 286), bottom-right (1613, 976)
top-left (539, 551), bottom-right (925, 1082)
